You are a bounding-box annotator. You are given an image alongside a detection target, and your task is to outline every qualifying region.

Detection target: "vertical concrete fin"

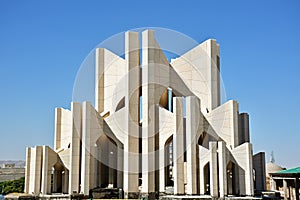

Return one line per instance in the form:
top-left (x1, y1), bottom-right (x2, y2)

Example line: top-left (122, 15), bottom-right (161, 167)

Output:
top-left (186, 96), bottom-right (201, 194)
top-left (124, 31), bottom-right (140, 197)
top-left (218, 141), bottom-right (227, 197)
top-left (209, 141), bottom-right (218, 197)
top-left (95, 48), bottom-right (105, 113)
top-left (54, 108), bottom-right (62, 150)
top-left (69, 102), bottom-right (82, 194)
top-left (24, 147), bottom-right (31, 193)
top-left (173, 97), bottom-right (185, 194)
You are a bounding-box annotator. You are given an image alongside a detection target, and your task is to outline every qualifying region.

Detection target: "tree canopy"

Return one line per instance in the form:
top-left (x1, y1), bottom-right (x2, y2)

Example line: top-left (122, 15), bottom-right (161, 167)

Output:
top-left (0, 177), bottom-right (24, 195)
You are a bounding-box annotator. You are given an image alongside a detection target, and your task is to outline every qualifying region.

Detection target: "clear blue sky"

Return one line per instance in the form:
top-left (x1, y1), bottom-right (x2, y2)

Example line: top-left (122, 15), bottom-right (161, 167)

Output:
top-left (0, 0), bottom-right (299, 168)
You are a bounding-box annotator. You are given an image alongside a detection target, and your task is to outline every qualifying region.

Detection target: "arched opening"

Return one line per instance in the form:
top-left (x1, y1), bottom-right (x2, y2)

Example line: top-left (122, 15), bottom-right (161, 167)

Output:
top-left (198, 132), bottom-right (209, 149)
top-left (204, 162), bottom-right (210, 195)
top-left (95, 135), bottom-right (118, 188)
top-left (115, 97), bottom-right (125, 112)
top-left (227, 161), bottom-right (236, 195)
top-left (51, 162), bottom-right (69, 194)
top-left (165, 136), bottom-right (173, 187)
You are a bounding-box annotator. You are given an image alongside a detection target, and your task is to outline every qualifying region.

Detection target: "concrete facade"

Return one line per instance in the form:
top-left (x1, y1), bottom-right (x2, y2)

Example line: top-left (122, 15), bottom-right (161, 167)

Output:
top-left (25, 30), bottom-right (261, 198)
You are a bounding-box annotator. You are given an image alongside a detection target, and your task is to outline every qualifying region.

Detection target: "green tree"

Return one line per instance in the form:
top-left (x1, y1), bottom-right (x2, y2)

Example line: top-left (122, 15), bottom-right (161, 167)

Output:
top-left (0, 177), bottom-right (24, 195)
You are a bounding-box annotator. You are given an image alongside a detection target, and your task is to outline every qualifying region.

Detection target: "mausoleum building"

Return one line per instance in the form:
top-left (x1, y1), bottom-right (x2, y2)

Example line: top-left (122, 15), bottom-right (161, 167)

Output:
top-left (24, 29), bottom-right (265, 198)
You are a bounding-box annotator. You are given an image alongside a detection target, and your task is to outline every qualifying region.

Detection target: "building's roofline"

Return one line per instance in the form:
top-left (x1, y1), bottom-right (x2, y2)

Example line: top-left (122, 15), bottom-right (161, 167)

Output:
top-left (271, 166), bottom-right (300, 177)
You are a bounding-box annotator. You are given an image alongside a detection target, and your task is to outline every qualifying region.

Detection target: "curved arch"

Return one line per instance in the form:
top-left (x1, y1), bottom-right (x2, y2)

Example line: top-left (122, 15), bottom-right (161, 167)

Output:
top-left (159, 88), bottom-right (176, 111)
top-left (198, 131), bottom-right (209, 149)
top-left (115, 97), bottom-right (125, 112)
top-left (159, 89), bottom-right (169, 110)
top-left (51, 161), bottom-right (69, 194)
top-left (95, 134), bottom-right (118, 188)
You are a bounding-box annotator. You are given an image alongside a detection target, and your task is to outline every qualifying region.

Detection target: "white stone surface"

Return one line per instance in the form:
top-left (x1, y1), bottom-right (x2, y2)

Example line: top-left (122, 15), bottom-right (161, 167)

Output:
top-left (25, 29), bottom-right (258, 198)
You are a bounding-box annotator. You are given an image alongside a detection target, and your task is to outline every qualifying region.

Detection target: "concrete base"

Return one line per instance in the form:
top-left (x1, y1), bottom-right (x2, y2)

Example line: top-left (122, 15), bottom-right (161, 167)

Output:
top-left (141, 192), bottom-right (158, 200)
top-left (124, 192), bottom-right (140, 199)
top-left (160, 195), bottom-right (264, 200)
top-left (91, 188), bottom-right (123, 199)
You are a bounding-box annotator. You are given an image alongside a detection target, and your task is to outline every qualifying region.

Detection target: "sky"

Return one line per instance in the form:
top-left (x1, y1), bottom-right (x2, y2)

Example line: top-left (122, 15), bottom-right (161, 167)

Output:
top-left (0, 0), bottom-right (299, 168)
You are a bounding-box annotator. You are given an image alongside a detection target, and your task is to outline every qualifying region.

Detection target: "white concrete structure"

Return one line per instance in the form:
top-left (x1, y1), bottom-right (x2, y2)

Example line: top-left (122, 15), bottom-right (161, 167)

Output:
top-left (25, 30), bottom-right (258, 198)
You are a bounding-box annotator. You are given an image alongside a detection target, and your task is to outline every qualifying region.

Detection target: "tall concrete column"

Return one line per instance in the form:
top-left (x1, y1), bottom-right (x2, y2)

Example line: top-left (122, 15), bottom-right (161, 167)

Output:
top-left (199, 162), bottom-right (205, 195)
top-left (41, 146), bottom-right (51, 194)
top-left (69, 102), bottom-right (81, 194)
top-left (124, 31), bottom-right (140, 198)
top-left (80, 102), bottom-right (94, 195)
top-left (218, 141), bottom-right (227, 197)
top-left (244, 143), bottom-right (254, 196)
top-left (95, 48), bottom-right (104, 113)
top-left (141, 29), bottom-right (170, 197)
top-left (31, 146), bottom-right (43, 195)
top-left (208, 39), bottom-right (221, 110)
top-left (173, 97), bottom-right (185, 194)
top-left (141, 30), bottom-right (157, 197)
top-left (24, 147), bottom-right (31, 194)
top-left (283, 179), bottom-right (288, 200)
top-left (209, 141), bottom-right (218, 197)
top-left (186, 96), bottom-right (201, 194)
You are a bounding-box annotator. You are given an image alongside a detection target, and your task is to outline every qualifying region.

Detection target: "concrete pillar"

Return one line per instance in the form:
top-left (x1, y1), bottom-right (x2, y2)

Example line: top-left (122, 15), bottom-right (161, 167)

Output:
top-left (199, 162), bottom-right (205, 195)
top-left (173, 97), bottom-right (185, 194)
top-left (29, 146), bottom-right (43, 195)
top-left (159, 145), bottom-right (165, 193)
top-left (207, 39), bottom-right (221, 110)
top-left (80, 102), bottom-right (93, 195)
top-left (141, 30), bottom-right (159, 197)
top-left (141, 29), bottom-right (170, 197)
top-left (283, 179), bottom-right (288, 200)
top-left (124, 31), bottom-right (140, 198)
top-left (95, 48), bottom-right (105, 113)
top-left (69, 102), bottom-right (81, 194)
top-left (41, 146), bottom-right (49, 194)
top-left (244, 143), bottom-right (254, 196)
top-left (271, 177), bottom-right (276, 191)
top-left (253, 152), bottom-right (266, 192)
top-left (209, 141), bottom-right (218, 197)
top-left (54, 108), bottom-right (62, 151)
top-left (186, 96), bottom-right (200, 194)
top-left (238, 113), bottom-right (250, 145)
top-left (24, 147), bottom-right (31, 193)
top-left (141, 29), bottom-right (156, 196)
top-left (218, 141), bottom-right (227, 197)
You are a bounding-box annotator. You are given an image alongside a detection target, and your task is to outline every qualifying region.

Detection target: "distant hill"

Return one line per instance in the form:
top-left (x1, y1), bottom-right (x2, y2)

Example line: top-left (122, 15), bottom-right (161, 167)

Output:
top-left (0, 160), bottom-right (25, 168)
